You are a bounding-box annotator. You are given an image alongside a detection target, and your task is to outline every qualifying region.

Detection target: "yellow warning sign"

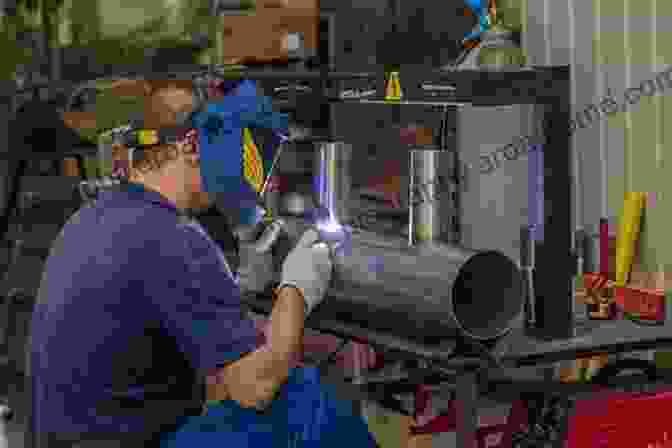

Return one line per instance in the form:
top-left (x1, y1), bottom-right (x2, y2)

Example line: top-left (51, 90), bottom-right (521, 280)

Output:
top-left (385, 71), bottom-right (403, 101)
top-left (242, 128), bottom-right (265, 193)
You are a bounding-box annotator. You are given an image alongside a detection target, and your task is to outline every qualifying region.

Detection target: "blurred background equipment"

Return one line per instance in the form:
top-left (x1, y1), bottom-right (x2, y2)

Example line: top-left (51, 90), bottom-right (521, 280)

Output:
top-left (3, 0), bottom-right (671, 447)
top-left (475, 23), bottom-right (524, 69)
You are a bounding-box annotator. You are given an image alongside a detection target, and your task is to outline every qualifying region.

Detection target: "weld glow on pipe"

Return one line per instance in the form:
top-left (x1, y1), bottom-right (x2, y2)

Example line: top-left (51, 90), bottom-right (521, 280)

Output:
top-left (314, 142), bottom-right (352, 225)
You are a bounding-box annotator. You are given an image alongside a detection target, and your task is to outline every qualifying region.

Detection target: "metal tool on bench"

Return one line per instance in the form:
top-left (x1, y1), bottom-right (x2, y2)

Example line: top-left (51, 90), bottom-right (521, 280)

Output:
top-left (520, 225), bottom-right (536, 328)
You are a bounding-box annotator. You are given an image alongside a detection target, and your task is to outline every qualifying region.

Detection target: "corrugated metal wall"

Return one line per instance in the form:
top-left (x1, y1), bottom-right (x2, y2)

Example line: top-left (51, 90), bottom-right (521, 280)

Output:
top-left (523, 0), bottom-right (670, 277)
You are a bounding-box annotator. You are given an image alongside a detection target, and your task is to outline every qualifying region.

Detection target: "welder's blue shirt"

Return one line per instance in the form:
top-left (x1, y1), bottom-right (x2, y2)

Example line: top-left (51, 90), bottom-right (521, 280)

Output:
top-left (30, 183), bottom-right (259, 445)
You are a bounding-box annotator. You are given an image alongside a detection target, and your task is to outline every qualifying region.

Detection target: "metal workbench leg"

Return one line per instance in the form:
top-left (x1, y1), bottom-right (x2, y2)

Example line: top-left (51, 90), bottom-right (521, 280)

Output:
top-left (455, 370), bottom-right (478, 448)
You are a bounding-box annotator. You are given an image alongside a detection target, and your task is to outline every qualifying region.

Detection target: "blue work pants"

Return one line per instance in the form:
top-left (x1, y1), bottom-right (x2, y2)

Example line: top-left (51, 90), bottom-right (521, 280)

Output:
top-left (159, 367), bottom-right (378, 448)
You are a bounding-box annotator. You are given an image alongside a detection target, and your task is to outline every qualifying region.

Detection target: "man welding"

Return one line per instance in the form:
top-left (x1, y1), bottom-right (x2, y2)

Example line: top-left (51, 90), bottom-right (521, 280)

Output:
top-left (29, 78), bottom-right (376, 448)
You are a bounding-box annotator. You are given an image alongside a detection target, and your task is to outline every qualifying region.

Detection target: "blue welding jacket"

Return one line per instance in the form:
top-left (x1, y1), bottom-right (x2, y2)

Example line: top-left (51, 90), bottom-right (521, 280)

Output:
top-left (192, 80), bottom-right (289, 226)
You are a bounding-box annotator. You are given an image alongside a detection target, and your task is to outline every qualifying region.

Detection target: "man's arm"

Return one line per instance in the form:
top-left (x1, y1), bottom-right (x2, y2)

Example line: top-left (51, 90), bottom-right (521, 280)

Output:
top-left (207, 285), bottom-right (305, 409)
top-left (207, 229), bottom-right (332, 410)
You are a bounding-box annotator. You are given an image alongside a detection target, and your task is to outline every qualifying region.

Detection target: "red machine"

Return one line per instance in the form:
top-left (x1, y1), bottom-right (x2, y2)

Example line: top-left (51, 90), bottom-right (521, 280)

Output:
top-left (568, 360), bottom-right (672, 448)
top-left (567, 389), bottom-right (672, 448)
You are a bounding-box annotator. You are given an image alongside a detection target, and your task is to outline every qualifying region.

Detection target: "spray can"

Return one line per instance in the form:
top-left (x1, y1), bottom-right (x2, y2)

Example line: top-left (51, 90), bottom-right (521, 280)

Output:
top-left (264, 175), bottom-right (283, 218)
top-left (254, 219), bottom-right (285, 254)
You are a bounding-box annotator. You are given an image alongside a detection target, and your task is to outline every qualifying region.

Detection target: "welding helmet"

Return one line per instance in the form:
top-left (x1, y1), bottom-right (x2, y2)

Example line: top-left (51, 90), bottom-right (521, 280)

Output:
top-left (116, 78), bottom-right (289, 227)
top-left (193, 79), bottom-right (288, 228)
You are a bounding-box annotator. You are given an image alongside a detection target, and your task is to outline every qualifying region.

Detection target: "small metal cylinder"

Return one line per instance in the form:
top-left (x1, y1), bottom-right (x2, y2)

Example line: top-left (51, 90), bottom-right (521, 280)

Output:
top-left (520, 226), bottom-right (535, 269)
top-left (583, 232), bottom-right (601, 274)
top-left (255, 219), bottom-right (285, 254)
top-left (237, 221), bottom-right (277, 294)
top-left (98, 140), bottom-right (114, 178)
top-left (409, 149), bottom-right (444, 245)
top-left (314, 141), bottom-right (352, 225)
top-left (520, 226), bottom-right (536, 327)
top-left (263, 175), bottom-right (283, 218)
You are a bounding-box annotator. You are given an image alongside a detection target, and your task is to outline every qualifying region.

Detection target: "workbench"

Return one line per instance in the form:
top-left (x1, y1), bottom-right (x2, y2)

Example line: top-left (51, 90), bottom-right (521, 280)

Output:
top-left (243, 290), bottom-right (672, 447)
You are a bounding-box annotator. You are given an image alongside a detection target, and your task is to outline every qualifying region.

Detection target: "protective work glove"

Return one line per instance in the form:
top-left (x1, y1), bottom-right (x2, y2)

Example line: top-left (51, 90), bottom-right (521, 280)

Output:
top-left (278, 228), bottom-right (333, 317)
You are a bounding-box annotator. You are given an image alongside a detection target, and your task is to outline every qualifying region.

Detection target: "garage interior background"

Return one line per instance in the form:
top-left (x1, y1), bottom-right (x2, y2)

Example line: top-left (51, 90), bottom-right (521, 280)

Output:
top-left (0, 0), bottom-right (671, 447)
top-left (2, 0), bottom-right (670, 279)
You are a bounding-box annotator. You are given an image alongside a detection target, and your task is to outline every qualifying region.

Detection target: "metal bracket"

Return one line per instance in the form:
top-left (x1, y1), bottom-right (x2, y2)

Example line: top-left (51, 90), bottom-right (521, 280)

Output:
top-left (455, 370), bottom-right (479, 448)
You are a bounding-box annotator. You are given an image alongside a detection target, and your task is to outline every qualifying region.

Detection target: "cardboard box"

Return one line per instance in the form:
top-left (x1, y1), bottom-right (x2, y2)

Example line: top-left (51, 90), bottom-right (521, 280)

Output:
top-left (220, 7), bottom-right (319, 64)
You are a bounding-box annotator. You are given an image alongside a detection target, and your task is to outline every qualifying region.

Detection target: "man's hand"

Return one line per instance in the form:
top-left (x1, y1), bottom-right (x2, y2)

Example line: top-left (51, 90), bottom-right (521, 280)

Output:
top-left (210, 346), bottom-right (285, 410)
top-left (209, 286), bottom-right (306, 410)
top-left (279, 229), bottom-right (333, 316)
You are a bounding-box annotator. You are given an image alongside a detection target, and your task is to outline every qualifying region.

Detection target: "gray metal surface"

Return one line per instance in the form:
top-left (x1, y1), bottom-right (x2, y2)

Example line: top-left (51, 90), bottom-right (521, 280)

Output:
top-left (501, 319), bottom-right (672, 366)
top-left (457, 104), bottom-right (539, 262)
top-left (408, 149), bottom-right (449, 245)
top-left (455, 371), bottom-right (478, 448)
top-left (314, 142), bottom-right (352, 225)
top-left (246, 217), bottom-right (524, 342)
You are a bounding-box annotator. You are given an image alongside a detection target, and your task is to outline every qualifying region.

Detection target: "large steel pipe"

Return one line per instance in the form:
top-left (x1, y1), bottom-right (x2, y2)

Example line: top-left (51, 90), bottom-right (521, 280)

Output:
top-left (255, 218), bottom-right (524, 342)
top-left (320, 228), bottom-right (523, 341)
